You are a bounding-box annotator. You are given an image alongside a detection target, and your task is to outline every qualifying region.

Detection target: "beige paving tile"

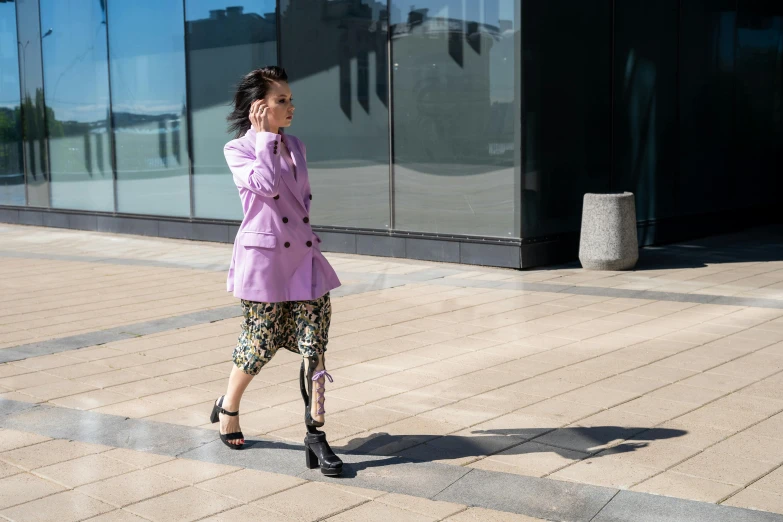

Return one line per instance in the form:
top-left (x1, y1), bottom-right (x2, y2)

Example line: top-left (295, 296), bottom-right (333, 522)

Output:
top-left (445, 507), bottom-right (548, 521)
top-left (598, 440), bottom-right (700, 471)
top-left (92, 399), bottom-right (173, 418)
top-left (723, 488), bottom-right (783, 514)
top-left (101, 448), bottom-right (175, 469)
top-left (330, 405), bottom-right (411, 430)
top-left (33, 454), bottom-right (137, 488)
top-left (647, 383), bottom-right (726, 405)
top-left (518, 399), bottom-right (603, 425)
top-left (16, 379), bottom-right (97, 401)
top-left (81, 509), bottom-right (151, 522)
top-left (252, 482), bottom-right (367, 521)
top-left (550, 456), bottom-right (659, 488)
top-left (148, 457), bottom-right (239, 484)
top-left (325, 501), bottom-right (436, 522)
top-left (195, 469), bottom-right (305, 503)
top-left (0, 490), bottom-right (114, 522)
top-left (106, 378), bottom-right (184, 398)
top-left (77, 469), bottom-right (189, 507)
top-left (0, 472), bottom-right (66, 509)
top-left (375, 493), bottom-right (464, 519)
top-left (0, 460), bottom-right (22, 479)
top-left (675, 405), bottom-right (768, 432)
top-left (197, 504), bottom-right (298, 522)
top-left (0, 371), bottom-right (66, 391)
top-left (710, 432), bottom-right (783, 464)
top-left (125, 485), bottom-right (241, 522)
top-left (632, 471), bottom-right (738, 503)
top-left (0, 429), bottom-right (51, 452)
top-left (0, 439), bottom-right (110, 470)
top-left (77, 370), bottom-right (147, 389)
top-left (673, 450), bottom-right (776, 485)
top-left (747, 465), bottom-right (783, 494)
top-left (49, 389), bottom-right (132, 410)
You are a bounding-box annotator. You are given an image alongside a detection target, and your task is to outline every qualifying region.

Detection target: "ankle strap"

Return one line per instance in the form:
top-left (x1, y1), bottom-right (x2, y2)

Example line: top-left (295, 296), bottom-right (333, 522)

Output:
top-left (219, 408), bottom-right (238, 416)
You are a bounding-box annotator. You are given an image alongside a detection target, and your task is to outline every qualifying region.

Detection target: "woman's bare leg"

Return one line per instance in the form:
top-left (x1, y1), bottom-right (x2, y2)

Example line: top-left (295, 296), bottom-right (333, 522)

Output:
top-left (219, 365), bottom-right (254, 446)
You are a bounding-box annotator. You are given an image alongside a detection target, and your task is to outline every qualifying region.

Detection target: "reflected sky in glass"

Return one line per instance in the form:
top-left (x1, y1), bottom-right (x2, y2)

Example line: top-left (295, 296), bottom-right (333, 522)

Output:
top-left (108, 0), bottom-right (190, 217)
top-left (41, 0), bottom-right (114, 211)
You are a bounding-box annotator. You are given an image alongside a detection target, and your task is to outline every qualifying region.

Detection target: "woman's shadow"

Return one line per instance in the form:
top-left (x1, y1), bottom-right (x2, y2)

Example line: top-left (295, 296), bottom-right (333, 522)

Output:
top-left (325, 425), bottom-right (688, 478)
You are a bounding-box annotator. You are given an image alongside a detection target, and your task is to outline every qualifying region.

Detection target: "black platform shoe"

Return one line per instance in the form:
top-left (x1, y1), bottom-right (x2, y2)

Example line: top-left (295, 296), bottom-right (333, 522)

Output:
top-left (209, 395), bottom-right (244, 450)
top-left (305, 431), bottom-right (343, 476)
top-left (300, 355), bottom-right (342, 475)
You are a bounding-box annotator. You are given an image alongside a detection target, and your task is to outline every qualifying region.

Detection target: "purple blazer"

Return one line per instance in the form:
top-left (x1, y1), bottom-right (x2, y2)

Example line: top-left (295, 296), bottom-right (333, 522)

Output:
top-left (224, 128), bottom-right (341, 303)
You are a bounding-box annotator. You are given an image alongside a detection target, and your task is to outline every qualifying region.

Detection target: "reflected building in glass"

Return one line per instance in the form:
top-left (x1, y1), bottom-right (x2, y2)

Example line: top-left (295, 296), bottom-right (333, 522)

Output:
top-left (0, 1), bottom-right (781, 268)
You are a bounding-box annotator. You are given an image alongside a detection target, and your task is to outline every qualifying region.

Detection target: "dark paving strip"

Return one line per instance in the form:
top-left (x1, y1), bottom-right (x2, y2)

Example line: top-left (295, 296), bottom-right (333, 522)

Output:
top-left (0, 306), bottom-right (242, 364)
top-left (429, 277), bottom-right (783, 310)
top-left (0, 399), bottom-right (779, 522)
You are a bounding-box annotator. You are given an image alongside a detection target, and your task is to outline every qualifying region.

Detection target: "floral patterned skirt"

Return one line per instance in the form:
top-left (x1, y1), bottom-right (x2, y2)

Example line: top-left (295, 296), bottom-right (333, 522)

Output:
top-left (232, 293), bottom-right (331, 375)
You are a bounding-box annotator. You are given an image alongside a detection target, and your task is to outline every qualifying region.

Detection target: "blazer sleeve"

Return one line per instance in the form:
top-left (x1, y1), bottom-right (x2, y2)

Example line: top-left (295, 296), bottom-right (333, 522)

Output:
top-left (224, 131), bottom-right (282, 197)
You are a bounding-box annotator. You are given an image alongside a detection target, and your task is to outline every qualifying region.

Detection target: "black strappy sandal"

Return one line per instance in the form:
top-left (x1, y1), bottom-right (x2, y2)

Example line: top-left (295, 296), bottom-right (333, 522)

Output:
top-left (210, 395), bottom-right (244, 450)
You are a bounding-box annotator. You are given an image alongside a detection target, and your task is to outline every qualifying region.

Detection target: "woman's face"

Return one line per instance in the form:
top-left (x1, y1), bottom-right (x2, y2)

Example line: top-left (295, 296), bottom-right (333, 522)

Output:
top-left (262, 81), bottom-right (294, 129)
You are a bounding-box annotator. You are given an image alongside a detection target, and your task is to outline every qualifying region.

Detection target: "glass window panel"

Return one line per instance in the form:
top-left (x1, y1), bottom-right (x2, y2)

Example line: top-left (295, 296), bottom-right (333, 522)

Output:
top-left (734, 0), bottom-right (782, 208)
top-left (41, 0), bottom-right (113, 212)
top-left (15, 0), bottom-right (49, 207)
top-left (0, 1), bottom-right (24, 205)
top-left (613, 1), bottom-right (679, 228)
top-left (390, 0), bottom-right (520, 237)
top-left (186, 1), bottom-right (277, 220)
top-left (678, 0), bottom-right (737, 216)
top-left (280, 0), bottom-right (390, 229)
top-left (108, 1), bottom-right (189, 216)
top-left (520, 0), bottom-right (612, 237)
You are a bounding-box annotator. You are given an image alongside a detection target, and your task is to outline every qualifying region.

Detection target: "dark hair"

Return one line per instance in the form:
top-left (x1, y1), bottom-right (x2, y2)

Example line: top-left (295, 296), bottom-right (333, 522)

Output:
top-left (227, 66), bottom-right (288, 138)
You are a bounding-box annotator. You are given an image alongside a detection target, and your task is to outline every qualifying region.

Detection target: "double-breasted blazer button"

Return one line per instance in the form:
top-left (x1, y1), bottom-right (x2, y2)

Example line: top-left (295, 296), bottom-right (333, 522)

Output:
top-left (284, 241), bottom-right (290, 248)
top-left (273, 195), bottom-right (279, 200)
top-left (303, 217), bottom-right (309, 223)
top-left (282, 217), bottom-right (288, 223)
top-left (306, 240), bottom-right (312, 247)
top-left (308, 194), bottom-right (312, 200)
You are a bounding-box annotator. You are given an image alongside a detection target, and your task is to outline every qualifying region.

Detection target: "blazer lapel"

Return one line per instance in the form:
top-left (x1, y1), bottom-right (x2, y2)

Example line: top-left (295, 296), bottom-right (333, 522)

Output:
top-left (280, 135), bottom-right (307, 212)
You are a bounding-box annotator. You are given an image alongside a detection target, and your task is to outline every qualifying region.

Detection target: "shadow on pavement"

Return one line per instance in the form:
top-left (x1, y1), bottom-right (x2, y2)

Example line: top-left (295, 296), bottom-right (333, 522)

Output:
top-left (334, 425), bottom-right (688, 471)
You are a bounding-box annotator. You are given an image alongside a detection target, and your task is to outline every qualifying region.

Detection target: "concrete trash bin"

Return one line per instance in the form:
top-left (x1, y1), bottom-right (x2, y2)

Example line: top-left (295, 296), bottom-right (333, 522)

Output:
top-left (579, 192), bottom-right (639, 270)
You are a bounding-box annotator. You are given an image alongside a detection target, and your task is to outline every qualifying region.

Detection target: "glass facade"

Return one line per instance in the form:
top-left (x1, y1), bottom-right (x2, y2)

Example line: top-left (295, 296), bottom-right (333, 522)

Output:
top-left (1, 1), bottom-right (781, 267)
top-left (187, 1), bottom-right (277, 220)
top-left (280, 0), bottom-right (390, 230)
top-left (41, 0), bottom-right (113, 212)
top-left (0, 0), bottom-right (23, 205)
top-left (391, 1), bottom-right (521, 237)
top-left (108, 0), bottom-right (190, 217)
top-left (16, 0), bottom-right (49, 207)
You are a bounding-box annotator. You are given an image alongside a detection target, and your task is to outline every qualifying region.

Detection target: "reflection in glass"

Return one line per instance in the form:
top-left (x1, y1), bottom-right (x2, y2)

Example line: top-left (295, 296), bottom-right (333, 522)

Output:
top-left (15, 0), bottom-right (49, 207)
top-left (280, 0), bottom-right (390, 229)
top-left (734, 0), bottom-right (782, 209)
top-left (0, 1), bottom-right (24, 205)
top-left (186, 1), bottom-right (277, 220)
top-left (521, 0), bottom-right (612, 237)
top-left (41, 1), bottom-right (113, 212)
top-left (613, 0), bottom-right (678, 231)
top-left (391, 1), bottom-right (520, 237)
top-left (108, 1), bottom-right (189, 216)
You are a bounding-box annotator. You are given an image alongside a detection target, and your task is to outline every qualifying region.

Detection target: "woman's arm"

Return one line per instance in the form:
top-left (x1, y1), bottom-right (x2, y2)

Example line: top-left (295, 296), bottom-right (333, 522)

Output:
top-left (224, 132), bottom-right (282, 197)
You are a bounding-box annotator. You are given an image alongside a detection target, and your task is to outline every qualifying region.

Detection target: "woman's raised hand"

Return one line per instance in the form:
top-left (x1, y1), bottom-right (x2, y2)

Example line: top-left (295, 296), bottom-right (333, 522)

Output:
top-left (249, 100), bottom-right (272, 133)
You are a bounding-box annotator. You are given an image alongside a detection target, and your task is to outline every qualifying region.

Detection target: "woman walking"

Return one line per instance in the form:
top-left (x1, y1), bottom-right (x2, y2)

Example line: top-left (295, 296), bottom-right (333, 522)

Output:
top-left (209, 66), bottom-right (343, 476)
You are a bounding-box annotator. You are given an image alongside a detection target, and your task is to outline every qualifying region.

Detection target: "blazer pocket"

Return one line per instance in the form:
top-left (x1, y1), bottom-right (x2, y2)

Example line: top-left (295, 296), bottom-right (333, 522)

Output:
top-left (240, 231), bottom-right (277, 249)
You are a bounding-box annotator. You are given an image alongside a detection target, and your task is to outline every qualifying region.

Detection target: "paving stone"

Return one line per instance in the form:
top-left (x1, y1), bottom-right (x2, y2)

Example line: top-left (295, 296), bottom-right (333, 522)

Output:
top-left (631, 471), bottom-right (739, 503)
top-left (434, 468), bottom-right (617, 522)
top-left (125, 485), bottom-right (241, 522)
top-left (0, 489), bottom-right (114, 522)
top-left (0, 472), bottom-right (66, 509)
top-left (723, 489), bottom-right (783, 516)
top-left (77, 468), bottom-right (189, 507)
top-left (592, 490), bottom-right (783, 522)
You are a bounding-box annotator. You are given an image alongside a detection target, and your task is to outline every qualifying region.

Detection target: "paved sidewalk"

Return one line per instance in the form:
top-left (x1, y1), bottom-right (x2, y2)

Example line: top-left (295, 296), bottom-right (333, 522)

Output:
top-left (1, 224), bottom-right (783, 521)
